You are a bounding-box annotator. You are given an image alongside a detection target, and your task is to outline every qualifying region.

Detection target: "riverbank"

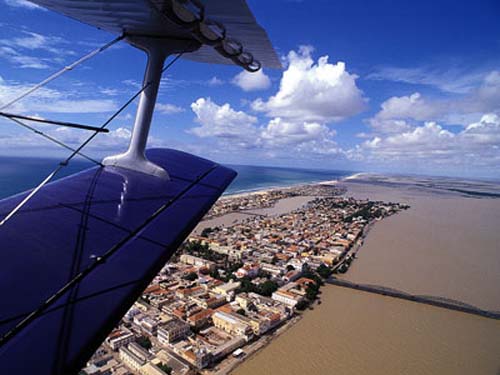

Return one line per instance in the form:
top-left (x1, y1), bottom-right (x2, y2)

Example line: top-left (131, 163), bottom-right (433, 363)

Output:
top-left (233, 285), bottom-right (500, 375)
top-left (204, 314), bottom-right (304, 375)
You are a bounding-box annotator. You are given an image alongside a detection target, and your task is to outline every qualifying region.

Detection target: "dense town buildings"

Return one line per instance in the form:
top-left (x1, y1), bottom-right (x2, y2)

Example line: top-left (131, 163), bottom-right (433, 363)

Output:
top-left (82, 184), bottom-right (404, 375)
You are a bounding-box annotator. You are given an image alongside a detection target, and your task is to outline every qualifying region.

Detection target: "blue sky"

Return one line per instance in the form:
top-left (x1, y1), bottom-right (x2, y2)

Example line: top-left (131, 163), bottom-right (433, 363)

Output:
top-left (0, 0), bottom-right (499, 178)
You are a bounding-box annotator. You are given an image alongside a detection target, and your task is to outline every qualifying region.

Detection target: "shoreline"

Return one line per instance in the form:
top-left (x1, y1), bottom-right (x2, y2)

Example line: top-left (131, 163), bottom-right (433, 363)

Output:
top-left (207, 314), bottom-right (304, 375)
top-left (221, 173), bottom-right (357, 198)
top-left (92, 173), bottom-right (500, 375)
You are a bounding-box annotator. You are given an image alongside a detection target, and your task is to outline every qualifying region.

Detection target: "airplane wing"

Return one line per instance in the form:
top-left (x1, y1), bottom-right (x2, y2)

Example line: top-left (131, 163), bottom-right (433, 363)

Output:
top-left (0, 149), bottom-right (236, 374)
top-left (28, 0), bottom-right (282, 69)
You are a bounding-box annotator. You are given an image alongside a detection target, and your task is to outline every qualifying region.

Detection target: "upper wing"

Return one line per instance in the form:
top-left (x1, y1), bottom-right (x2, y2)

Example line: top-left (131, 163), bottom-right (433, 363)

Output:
top-left (28, 0), bottom-right (282, 69)
top-left (0, 148), bottom-right (236, 375)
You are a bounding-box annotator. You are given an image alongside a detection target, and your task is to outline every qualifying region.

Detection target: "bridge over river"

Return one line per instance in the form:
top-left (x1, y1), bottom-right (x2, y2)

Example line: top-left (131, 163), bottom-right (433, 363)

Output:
top-left (327, 277), bottom-right (500, 320)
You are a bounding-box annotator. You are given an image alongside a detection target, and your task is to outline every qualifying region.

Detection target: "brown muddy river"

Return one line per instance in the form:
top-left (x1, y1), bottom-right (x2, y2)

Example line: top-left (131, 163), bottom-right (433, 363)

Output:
top-left (234, 182), bottom-right (500, 375)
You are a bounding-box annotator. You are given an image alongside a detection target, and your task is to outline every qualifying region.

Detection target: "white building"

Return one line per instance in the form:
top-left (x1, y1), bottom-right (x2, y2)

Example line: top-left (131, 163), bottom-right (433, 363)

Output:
top-left (157, 319), bottom-right (190, 344)
top-left (106, 328), bottom-right (135, 351)
top-left (271, 290), bottom-right (303, 307)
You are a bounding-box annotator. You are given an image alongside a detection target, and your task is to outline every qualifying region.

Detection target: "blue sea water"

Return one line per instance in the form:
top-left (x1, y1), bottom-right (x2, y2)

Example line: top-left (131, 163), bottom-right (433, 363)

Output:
top-left (225, 164), bottom-right (353, 195)
top-left (0, 156), bottom-right (355, 200)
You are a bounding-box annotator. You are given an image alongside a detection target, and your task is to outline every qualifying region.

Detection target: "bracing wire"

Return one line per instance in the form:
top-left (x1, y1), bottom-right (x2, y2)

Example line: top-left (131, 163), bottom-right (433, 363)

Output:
top-left (0, 35), bottom-right (125, 112)
top-left (6, 117), bottom-right (102, 166)
top-left (0, 49), bottom-right (190, 227)
top-left (0, 111), bottom-right (110, 133)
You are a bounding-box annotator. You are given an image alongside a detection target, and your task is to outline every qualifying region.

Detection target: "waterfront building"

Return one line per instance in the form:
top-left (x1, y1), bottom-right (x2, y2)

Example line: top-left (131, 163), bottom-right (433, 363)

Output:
top-left (212, 311), bottom-right (253, 337)
top-left (211, 336), bottom-right (246, 361)
top-left (272, 290), bottom-right (304, 307)
top-left (181, 347), bottom-right (212, 369)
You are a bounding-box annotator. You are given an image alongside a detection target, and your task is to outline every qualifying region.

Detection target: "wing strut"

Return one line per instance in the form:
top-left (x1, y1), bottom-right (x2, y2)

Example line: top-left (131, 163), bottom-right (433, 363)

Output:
top-left (103, 37), bottom-right (199, 178)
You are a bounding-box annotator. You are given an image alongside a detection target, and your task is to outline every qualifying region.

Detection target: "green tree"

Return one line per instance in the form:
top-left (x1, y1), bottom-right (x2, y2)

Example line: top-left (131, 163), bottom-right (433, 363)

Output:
top-left (183, 272), bottom-right (198, 281)
top-left (200, 227), bottom-right (213, 237)
top-left (258, 280), bottom-right (278, 297)
top-left (306, 285), bottom-right (319, 301)
top-left (157, 362), bottom-right (172, 374)
top-left (137, 336), bottom-right (152, 350)
top-left (210, 268), bottom-right (221, 280)
top-left (296, 300), bottom-right (309, 311)
top-left (317, 264), bottom-right (332, 279)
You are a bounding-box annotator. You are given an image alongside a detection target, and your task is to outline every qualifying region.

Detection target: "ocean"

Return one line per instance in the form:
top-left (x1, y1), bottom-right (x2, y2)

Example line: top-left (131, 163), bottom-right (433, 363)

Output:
top-left (0, 156), bottom-right (354, 199)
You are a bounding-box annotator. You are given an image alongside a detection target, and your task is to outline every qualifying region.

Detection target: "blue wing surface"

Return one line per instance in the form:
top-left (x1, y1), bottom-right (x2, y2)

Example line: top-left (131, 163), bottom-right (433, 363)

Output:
top-left (0, 148), bottom-right (236, 374)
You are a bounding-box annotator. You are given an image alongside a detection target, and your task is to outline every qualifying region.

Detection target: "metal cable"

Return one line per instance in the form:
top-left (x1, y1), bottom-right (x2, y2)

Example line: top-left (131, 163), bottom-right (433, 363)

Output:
top-left (0, 111), bottom-right (110, 133)
top-left (0, 35), bottom-right (125, 111)
top-left (5, 117), bottom-right (102, 166)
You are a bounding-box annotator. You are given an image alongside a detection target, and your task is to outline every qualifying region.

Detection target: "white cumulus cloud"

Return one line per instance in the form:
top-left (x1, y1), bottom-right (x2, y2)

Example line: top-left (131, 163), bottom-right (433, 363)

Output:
top-left (252, 46), bottom-right (366, 122)
top-left (367, 71), bottom-right (500, 130)
top-left (232, 69), bottom-right (271, 92)
top-left (156, 103), bottom-right (185, 114)
top-left (188, 97), bottom-right (341, 157)
top-left (261, 117), bottom-right (334, 146)
top-left (356, 114), bottom-right (500, 172)
top-left (189, 97), bottom-right (258, 140)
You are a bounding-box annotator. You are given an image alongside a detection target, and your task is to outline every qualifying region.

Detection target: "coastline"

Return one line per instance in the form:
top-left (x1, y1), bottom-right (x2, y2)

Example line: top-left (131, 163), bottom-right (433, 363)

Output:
top-left (222, 177), bottom-right (345, 197)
